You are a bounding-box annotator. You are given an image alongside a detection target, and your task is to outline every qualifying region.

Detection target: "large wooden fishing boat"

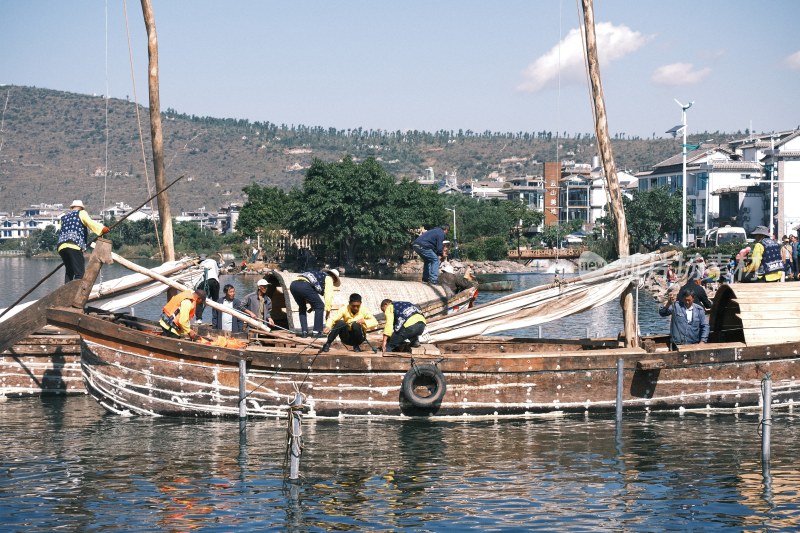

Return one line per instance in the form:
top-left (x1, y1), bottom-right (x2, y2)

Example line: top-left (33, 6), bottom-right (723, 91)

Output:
top-left (40, 249), bottom-right (800, 419)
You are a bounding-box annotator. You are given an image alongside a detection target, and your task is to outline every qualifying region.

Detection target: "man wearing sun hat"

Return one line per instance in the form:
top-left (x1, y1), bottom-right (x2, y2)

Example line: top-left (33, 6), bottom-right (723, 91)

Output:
top-left (742, 226), bottom-right (783, 282)
top-left (238, 278), bottom-right (274, 328)
top-left (289, 268), bottom-right (341, 337)
top-left (57, 200), bottom-right (109, 283)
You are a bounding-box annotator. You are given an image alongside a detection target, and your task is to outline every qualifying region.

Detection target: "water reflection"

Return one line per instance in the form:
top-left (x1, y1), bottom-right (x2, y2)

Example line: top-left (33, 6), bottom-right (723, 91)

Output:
top-left (2, 396), bottom-right (800, 530)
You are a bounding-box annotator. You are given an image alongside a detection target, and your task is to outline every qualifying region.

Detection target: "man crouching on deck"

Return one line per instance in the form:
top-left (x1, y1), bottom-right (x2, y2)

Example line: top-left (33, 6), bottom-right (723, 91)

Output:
top-left (658, 290), bottom-right (708, 350)
top-left (381, 299), bottom-right (426, 352)
top-left (159, 289), bottom-right (206, 340)
top-left (320, 293), bottom-right (378, 353)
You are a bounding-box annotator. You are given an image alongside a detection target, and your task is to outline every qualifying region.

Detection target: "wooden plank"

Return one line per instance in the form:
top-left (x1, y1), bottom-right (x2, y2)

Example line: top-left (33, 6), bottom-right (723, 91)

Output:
top-left (737, 310), bottom-right (800, 321)
top-left (637, 359), bottom-right (666, 370)
top-left (737, 317), bottom-right (800, 328)
top-left (0, 281), bottom-right (83, 353)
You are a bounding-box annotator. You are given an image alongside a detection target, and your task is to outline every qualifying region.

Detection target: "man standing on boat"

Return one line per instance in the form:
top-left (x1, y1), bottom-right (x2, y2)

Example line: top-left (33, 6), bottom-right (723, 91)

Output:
top-left (741, 226), bottom-right (784, 283)
top-left (321, 293), bottom-right (378, 352)
top-left (381, 299), bottom-right (426, 352)
top-left (194, 255), bottom-right (220, 323)
top-left (212, 284), bottom-right (243, 333)
top-left (57, 200), bottom-right (109, 283)
top-left (412, 224), bottom-right (449, 285)
top-left (239, 279), bottom-right (274, 329)
top-left (159, 289), bottom-right (206, 340)
top-left (659, 291), bottom-right (708, 348)
top-left (289, 269), bottom-right (341, 337)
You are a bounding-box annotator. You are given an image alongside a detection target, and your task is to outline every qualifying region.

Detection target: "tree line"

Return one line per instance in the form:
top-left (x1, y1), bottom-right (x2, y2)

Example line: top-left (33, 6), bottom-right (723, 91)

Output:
top-left (8, 157), bottom-right (691, 266)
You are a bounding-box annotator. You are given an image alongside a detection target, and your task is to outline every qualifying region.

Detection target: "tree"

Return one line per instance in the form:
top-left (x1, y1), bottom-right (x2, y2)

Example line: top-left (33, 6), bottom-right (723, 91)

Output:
top-left (597, 187), bottom-right (691, 253)
top-left (237, 184), bottom-right (290, 238)
top-left (287, 157), bottom-right (442, 265)
top-left (539, 220), bottom-right (582, 248)
top-left (37, 225), bottom-right (59, 252)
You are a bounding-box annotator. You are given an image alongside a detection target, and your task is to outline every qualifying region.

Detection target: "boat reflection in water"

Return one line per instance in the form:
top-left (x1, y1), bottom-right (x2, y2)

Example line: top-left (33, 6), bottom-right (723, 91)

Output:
top-left (1, 395), bottom-right (799, 530)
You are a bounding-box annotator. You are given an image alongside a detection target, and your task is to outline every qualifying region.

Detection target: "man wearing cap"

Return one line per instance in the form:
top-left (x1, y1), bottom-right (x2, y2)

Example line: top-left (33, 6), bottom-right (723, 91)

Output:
top-left (321, 293), bottom-right (378, 353)
top-left (438, 262), bottom-right (477, 296)
top-left (289, 269), bottom-right (341, 337)
top-left (239, 278), bottom-right (274, 328)
top-left (412, 224), bottom-right (449, 285)
top-left (195, 255), bottom-right (221, 323)
top-left (159, 289), bottom-right (206, 340)
top-left (742, 226), bottom-right (783, 282)
top-left (677, 270), bottom-right (713, 310)
top-left (57, 200), bottom-right (109, 283)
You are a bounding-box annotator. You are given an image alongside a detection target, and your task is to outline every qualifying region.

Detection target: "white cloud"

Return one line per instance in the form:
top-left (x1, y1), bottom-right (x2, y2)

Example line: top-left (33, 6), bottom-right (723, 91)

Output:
top-left (516, 22), bottom-right (648, 93)
top-left (651, 63), bottom-right (711, 86)
top-left (785, 50), bottom-right (800, 70)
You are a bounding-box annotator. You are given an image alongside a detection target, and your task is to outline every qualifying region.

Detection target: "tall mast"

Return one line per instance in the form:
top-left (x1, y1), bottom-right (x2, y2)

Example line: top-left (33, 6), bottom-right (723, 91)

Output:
top-left (141, 0), bottom-right (175, 263)
top-left (580, 0), bottom-right (637, 347)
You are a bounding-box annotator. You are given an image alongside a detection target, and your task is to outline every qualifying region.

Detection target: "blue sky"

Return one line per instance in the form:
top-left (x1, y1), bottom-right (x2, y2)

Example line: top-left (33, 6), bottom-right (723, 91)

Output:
top-left (2, 0), bottom-right (798, 139)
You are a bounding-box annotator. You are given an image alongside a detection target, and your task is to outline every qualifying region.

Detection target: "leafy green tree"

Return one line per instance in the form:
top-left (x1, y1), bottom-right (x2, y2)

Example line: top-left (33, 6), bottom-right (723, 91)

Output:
top-left (624, 187), bottom-right (691, 252)
top-left (287, 157), bottom-right (443, 265)
top-left (539, 220), bottom-right (583, 248)
top-left (37, 225), bottom-right (59, 252)
top-left (237, 184), bottom-right (290, 237)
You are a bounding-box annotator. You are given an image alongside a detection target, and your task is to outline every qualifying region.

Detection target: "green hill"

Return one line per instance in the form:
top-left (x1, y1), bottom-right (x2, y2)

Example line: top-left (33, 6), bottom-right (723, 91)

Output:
top-left (0, 85), bottom-right (739, 214)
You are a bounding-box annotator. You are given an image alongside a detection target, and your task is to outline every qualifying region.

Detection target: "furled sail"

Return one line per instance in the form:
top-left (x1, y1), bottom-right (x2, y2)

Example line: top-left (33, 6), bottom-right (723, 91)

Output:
top-left (426, 251), bottom-right (676, 343)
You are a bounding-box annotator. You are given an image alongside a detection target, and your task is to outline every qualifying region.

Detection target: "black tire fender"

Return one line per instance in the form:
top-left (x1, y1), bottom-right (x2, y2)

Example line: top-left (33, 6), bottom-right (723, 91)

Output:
top-left (401, 364), bottom-right (447, 408)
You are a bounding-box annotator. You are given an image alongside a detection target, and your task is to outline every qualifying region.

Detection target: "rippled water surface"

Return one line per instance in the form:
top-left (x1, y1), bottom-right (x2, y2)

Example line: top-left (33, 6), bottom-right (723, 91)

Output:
top-left (2, 396), bottom-right (799, 531)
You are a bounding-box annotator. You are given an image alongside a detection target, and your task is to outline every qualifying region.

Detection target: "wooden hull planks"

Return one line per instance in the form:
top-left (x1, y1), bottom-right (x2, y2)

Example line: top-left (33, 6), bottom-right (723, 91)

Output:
top-left (47, 307), bottom-right (800, 419)
top-left (0, 330), bottom-right (85, 397)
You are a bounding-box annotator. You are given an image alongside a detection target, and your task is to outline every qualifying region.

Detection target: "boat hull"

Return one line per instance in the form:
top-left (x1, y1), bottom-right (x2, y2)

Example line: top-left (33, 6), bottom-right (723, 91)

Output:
top-left (1, 329), bottom-right (85, 397)
top-left (58, 309), bottom-right (800, 419)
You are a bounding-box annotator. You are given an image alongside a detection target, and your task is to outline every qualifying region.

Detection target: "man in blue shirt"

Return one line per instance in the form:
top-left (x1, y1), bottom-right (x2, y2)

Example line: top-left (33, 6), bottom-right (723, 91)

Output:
top-left (412, 224), bottom-right (449, 285)
top-left (659, 291), bottom-right (709, 349)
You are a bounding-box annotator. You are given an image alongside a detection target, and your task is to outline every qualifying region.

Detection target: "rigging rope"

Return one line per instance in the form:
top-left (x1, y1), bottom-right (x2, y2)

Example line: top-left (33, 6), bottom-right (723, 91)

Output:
top-left (103, 0), bottom-right (109, 215)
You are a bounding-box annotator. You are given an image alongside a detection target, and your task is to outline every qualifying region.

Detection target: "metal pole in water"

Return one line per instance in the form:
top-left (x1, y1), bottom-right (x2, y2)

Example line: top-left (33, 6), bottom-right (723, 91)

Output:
top-left (761, 373), bottom-right (772, 467)
top-left (538, 325), bottom-right (543, 339)
top-left (616, 358), bottom-right (624, 422)
top-left (288, 392), bottom-right (305, 481)
top-left (586, 326), bottom-right (590, 339)
top-left (238, 358), bottom-right (247, 431)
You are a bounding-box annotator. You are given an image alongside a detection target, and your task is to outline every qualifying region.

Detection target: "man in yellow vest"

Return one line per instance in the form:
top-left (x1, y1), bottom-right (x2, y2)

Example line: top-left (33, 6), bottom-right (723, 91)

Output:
top-left (321, 293), bottom-right (378, 352)
top-left (159, 289), bottom-right (206, 340)
top-left (57, 200), bottom-right (109, 283)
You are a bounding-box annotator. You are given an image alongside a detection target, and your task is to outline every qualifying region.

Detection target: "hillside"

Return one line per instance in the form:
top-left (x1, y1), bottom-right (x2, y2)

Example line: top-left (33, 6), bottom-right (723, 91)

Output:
top-left (0, 85), bottom-right (739, 214)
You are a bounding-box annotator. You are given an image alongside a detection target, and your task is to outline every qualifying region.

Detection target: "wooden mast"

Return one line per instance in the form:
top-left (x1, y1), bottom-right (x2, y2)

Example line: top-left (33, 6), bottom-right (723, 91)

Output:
top-left (141, 0), bottom-right (175, 264)
top-left (580, 0), bottom-right (637, 347)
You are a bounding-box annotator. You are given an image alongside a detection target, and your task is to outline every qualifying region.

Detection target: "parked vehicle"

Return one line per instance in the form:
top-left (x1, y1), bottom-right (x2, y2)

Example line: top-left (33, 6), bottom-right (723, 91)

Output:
top-left (703, 225), bottom-right (747, 247)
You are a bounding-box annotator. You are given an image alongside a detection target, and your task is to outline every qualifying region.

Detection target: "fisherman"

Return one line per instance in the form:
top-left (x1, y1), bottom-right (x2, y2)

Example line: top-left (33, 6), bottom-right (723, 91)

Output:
top-left (194, 255), bottom-right (221, 323)
top-left (321, 293), bottom-right (378, 353)
top-left (239, 278), bottom-right (274, 328)
top-left (289, 269), bottom-right (341, 337)
top-left (381, 299), bottom-right (426, 352)
top-left (741, 226), bottom-right (783, 282)
top-left (57, 200), bottom-right (109, 283)
top-left (159, 288), bottom-right (206, 340)
top-left (412, 224), bottom-right (449, 285)
top-left (438, 262), bottom-right (477, 296)
top-left (659, 290), bottom-right (709, 349)
top-left (212, 284), bottom-right (243, 333)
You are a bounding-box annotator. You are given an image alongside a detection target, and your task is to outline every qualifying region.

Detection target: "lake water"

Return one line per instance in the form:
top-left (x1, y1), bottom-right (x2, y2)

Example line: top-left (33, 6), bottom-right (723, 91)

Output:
top-left (12, 258), bottom-right (798, 530)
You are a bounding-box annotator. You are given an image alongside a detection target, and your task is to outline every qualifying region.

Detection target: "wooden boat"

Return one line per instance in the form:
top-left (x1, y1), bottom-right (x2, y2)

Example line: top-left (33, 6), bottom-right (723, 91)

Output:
top-left (41, 255), bottom-right (800, 418)
top-left (477, 280), bottom-right (513, 292)
top-left (0, 258), bottom-right (205, 398)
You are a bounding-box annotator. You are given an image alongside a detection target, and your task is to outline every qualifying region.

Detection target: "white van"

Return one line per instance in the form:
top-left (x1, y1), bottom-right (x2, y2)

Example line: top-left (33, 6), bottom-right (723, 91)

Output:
top-left (704, 226), bottom-right (747, 247)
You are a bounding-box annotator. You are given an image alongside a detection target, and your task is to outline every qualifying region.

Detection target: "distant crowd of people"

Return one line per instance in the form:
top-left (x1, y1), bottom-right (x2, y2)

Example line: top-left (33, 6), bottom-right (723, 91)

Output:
top-left (660, 225), bottom-right (798, 349)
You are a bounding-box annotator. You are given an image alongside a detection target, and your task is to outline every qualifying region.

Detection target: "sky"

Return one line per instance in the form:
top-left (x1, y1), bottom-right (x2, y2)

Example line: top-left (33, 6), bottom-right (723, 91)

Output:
top-left (2, 0), bottom-right (799, 139)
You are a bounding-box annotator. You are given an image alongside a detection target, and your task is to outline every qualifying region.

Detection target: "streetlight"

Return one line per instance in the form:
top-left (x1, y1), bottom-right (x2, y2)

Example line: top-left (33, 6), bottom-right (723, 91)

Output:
top-left (445, 207), bottom-right (457, 257)
top-left (667, 99), bottom-right (694, 247)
